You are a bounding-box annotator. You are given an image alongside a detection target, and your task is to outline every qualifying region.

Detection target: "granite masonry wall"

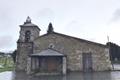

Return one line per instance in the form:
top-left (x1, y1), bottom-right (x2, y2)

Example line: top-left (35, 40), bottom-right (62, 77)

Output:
top-left (16, 42), bottom-right (33, 71)
top-left (33, 33), bottom-right (112, 71)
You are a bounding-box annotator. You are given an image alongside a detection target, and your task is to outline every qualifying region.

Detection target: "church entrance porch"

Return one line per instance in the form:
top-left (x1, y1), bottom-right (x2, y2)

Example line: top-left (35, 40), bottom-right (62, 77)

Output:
top-left (27, 49), bottom-right (66, 75)
top-left (31, 56), bottom-right (62, 74)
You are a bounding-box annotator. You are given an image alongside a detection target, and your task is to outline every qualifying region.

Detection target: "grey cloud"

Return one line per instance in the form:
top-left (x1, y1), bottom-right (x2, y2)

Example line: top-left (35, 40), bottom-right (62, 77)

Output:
top-left (0, 7), bottom-right (14, 32)
top-left (0, 35), bottom-right (13, 48)
top-left (65, 20), bottom-right (83, 32)
top-left (111, 9), bottom-right (120, 21)
top-left (35, 8), bottom-right (55, 22)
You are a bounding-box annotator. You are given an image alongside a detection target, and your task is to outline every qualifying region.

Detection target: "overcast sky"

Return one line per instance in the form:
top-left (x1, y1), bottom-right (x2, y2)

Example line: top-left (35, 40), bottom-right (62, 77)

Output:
top-left (0, 0), bottom-right (120, 52)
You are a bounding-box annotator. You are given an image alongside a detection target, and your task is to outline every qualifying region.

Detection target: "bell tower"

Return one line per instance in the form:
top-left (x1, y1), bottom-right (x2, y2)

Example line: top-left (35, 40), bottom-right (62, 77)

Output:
top-left (16, 17), bottom-right (40, 71)
top-left (19, 16), bottom-right (40, 42)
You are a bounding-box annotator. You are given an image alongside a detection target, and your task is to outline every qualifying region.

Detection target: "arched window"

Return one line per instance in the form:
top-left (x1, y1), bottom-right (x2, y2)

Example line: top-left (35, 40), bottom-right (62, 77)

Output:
top-left (25, 30), bottom-right (31, 42)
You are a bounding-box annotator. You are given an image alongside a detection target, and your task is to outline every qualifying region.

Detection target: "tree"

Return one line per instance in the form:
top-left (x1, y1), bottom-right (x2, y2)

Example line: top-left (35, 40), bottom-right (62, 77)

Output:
top-left (11, 50), bottom-right (17, 63)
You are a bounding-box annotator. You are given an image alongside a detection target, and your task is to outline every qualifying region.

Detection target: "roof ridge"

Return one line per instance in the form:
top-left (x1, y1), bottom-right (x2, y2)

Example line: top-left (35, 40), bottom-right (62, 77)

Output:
top-left (34, 32), bottom-right (107, 48)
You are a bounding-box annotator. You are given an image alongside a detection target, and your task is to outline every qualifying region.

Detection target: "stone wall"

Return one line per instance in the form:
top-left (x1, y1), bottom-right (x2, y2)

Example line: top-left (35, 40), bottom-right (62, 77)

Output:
top-left (33, 33), bottom-right (112, 71)
top-left (16, 42), bottom-right (33, 71)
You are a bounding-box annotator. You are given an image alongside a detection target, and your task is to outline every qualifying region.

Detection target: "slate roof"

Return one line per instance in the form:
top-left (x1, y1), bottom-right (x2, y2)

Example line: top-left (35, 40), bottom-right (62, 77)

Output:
top-left (30, 49), bottom-right (64, 57)
top-left (19, 17), bottom-right (41, 31)
top-left (21, 23), bottom-right (37, 27)
top-left (20, 23), bottom-right (41, 30)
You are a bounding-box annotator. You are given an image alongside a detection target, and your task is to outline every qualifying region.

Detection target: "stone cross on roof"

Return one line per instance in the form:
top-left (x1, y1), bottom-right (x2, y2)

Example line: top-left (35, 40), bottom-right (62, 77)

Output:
top-left (26, 16), bottom-right (31, 23)
top-left (24, 16), bottom-right (31, 24)
top-left (47, 22), bottom-right (54, 34)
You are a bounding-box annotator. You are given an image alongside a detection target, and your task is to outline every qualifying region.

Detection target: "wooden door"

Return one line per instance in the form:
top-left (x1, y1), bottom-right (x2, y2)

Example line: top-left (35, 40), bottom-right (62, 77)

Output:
top-left (82, 53), bottom-right (92, 72)
top-left (47, 57), bottom-right (57, 72)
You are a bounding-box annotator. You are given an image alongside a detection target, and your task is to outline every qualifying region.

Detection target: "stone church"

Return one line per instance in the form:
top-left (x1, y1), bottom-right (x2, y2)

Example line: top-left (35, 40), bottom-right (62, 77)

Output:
top-left (16, 17), bottom-right (112, 75)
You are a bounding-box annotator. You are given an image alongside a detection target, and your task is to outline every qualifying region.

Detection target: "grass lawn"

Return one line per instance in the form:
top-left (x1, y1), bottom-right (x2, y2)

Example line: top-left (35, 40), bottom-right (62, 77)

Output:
top-left (0, 56), bottom-right (14, 72)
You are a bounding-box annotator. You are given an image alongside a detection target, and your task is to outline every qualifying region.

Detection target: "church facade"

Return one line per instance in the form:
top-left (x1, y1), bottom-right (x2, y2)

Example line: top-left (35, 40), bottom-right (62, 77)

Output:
top-left (16, 17), bottom-right (112, 75)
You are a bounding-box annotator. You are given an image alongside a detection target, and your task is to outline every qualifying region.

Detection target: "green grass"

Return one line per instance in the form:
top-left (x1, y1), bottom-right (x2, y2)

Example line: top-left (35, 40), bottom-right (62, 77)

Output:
top-left (0, 56), bottom-right (14, 72)
top-left (0, 66), bottom-right (14, 72)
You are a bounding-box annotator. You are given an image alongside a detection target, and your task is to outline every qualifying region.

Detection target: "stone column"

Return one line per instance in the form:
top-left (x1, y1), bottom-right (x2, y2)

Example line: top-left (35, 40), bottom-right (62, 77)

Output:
top-left (27, 57), bottom-right (31, 74)
top-left (62, 56), bottom-right (66, 75)
top-left (36, 57), bottom-right (39, 69)
top-left (32, 57), bottom-right (35, 70)
top-left (35, 58), bottom-right (37, 70)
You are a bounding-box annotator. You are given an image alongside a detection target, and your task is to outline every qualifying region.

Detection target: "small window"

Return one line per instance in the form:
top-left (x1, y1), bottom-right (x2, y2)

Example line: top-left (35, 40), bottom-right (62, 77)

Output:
top-left (25, 30), bottom-right (31, 42)
top-left (49, 43), bottom-right (55, 48)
